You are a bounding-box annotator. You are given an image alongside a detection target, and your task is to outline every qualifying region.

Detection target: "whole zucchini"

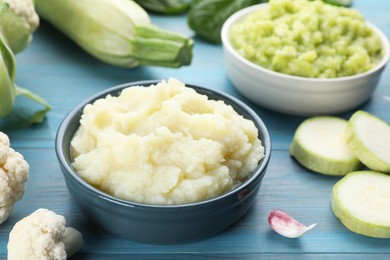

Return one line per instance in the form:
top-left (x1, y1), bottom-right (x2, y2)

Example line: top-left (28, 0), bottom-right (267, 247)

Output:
top-left (35, 0), bottom-right (193, 68)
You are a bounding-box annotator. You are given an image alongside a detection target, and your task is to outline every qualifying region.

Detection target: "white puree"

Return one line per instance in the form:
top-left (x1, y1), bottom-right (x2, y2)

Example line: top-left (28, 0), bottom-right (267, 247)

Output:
top-left (71, 78), bottom-right (264, 205)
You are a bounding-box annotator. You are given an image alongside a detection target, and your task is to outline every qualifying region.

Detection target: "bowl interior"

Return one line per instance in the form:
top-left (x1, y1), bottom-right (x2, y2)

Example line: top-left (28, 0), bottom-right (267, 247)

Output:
top-left (221, 3), bottom-right (390, 83)
top-left (56, 80), bottom-right (272, 209)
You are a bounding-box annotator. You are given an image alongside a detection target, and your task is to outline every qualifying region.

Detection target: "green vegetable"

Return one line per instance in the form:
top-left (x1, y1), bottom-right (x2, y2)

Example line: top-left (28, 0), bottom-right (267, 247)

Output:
top-left (290, 116), bottom-right (362, 175)
top-left (345, 111), bottom-right (390, 173)
top-left (0, 36), bottom-right (51, 123)
top-left (0, 0), bottom-right (39, 54)
top-left (0, 0), bottom-right (50, 123)
top-left (230, 0), bottom-right (377, 78)
top-left (331, 171), bottom-right (390, 238)
top-left (322, 0), bottom-right (353, 7)
top-left (0, 3), bottom-right (29, 54)
top-left (134, 0), bottom-right (190, 15)
top-left (34, 0), bottom-right (194, 68)
top-left (188, 0), bottom-right (352, 44)
top-left (188, 0), bottom-right (264, 44)
top-left (291, 111), bottom-right (390, 176)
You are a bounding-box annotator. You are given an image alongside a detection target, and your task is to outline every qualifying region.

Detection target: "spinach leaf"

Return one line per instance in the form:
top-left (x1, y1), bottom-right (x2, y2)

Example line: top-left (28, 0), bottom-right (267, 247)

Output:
top-left (134, 0), bottom-right (191, 15)
top-left (188, 0), bottom-right (264, 44)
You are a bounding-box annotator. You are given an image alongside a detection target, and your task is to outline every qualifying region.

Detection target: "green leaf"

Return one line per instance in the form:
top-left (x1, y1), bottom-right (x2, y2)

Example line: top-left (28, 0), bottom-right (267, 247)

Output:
top-left (188, 0), bottom-right (263, 44)
top-left (321, 0), bottom-right (353, 7)
top-left (0, 22), bottom-right (50, 123)
top-left (0, 1), bottom-right (49, 123)
top-left (0, 35), bottom-right (15, 117)
top-left (134, 0), bottom-right (190, 15)
top-left (0, 1), bottom-right (31, 54)
top-left (15, 86), bottom-right (51, 124)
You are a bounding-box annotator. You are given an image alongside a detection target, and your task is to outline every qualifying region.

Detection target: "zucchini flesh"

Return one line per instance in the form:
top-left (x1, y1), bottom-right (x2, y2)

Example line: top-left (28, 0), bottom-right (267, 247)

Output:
top-left (346, 111), bottom-right (390, 173)
top-left (290, 116), bottom-right (362, 175)
top-left (331, 171), bottom-right (390, 238)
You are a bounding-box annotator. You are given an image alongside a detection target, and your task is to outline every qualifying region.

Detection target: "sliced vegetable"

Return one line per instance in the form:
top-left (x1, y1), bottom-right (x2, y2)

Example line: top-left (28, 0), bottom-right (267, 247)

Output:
top-left (331, 171), bottom-right (390, 238)
top-left (345, 111), bottom-right (390, 173)
top-left (134, 0), bottom-right (190, 15)
top-left (290, 116), bottom-right (362, 175)
top-left (188, 0), bottom-right (264, 44)
top-left (268, 209), bottom-right (316, 238)
top-left (34, 0), bottom-right (193, 68)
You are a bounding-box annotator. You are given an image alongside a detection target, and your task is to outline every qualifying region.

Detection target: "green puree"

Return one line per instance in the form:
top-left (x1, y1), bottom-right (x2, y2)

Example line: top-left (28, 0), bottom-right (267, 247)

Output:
top-left (230, 0), bottom-right (383, 78)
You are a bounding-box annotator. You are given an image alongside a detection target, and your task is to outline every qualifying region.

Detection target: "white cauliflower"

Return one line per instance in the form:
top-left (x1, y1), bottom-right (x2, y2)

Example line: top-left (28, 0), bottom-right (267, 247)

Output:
top-left (7, 208), bottom-right (83, 260)
top-left (0, 131), bottom-right (29, 224)
top-left (4, 0), bottom-right (39, 32)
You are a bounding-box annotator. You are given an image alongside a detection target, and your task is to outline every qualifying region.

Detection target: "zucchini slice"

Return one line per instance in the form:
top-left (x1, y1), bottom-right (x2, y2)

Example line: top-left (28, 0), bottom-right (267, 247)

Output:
top-left (331, 171), bottom-right (390, 238)
top-left (290, 116), bottom-right (362, 175)
top-left (346, 111), bottom-right (390, 173)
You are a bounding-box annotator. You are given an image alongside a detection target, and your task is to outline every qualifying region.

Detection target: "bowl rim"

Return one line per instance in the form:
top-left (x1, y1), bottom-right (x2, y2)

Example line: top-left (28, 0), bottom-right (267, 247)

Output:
top-left (55, 79), bottom-right (272, 210)
top-left (221, 2), bottom-right (390, 82)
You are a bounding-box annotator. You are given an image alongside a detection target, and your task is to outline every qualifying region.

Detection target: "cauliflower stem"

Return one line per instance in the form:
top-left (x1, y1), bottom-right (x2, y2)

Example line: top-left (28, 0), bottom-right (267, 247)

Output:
top-left (62, 227), bottom-right (84, 258)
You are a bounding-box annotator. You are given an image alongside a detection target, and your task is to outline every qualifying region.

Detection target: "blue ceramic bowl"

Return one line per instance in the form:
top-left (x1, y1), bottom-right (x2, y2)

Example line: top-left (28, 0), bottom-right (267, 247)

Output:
top-left (55, 80), bottom-right (271, 244)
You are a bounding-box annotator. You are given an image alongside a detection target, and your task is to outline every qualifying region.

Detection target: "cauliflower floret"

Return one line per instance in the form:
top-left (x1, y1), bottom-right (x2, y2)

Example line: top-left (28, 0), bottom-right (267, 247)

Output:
top-left (7, 208), bottom-right (83, 260)
top-left (4, 0), bottom-right (39, 32)
top-left (0, 131), bottom-right (29, 224)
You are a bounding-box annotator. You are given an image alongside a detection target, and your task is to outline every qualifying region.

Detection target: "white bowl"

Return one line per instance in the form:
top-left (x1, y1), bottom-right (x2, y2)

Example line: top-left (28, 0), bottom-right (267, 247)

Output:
top-left (221, 4), bottom-right (390, 116)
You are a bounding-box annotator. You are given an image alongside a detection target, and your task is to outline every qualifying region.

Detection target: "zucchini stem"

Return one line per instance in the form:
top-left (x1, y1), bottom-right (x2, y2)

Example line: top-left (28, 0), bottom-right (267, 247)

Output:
top-left (131, 25), bottom-right (193, 67)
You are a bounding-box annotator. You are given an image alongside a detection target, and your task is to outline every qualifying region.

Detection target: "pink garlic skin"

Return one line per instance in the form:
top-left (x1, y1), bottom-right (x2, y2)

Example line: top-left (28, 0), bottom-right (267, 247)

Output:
top-left (268, 209), bottom-right (316, 238)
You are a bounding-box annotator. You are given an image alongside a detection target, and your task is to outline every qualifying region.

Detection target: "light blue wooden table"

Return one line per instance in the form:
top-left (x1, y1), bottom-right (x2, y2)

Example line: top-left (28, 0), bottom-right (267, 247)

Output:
top-left (1, 0), bottom-right (390, 259)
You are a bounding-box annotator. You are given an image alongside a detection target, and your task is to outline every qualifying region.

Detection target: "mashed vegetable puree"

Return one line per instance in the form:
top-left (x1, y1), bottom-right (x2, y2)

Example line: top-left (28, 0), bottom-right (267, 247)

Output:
top-left (230, 0), bottom-right (383, 78)
top-left (71, 78), bottom-right (264, 205)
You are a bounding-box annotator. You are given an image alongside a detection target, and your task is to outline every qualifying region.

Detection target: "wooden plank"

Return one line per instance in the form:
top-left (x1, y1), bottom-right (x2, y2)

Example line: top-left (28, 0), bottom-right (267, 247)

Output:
top-left (1, 149), bottom-right (390, 257)
top-left (0, 0), bottom-right (390, 258)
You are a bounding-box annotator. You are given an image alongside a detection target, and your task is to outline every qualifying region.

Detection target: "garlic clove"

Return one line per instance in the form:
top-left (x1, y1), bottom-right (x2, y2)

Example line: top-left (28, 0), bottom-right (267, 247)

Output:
top-left (268, 209), bottom-right (316, 238)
